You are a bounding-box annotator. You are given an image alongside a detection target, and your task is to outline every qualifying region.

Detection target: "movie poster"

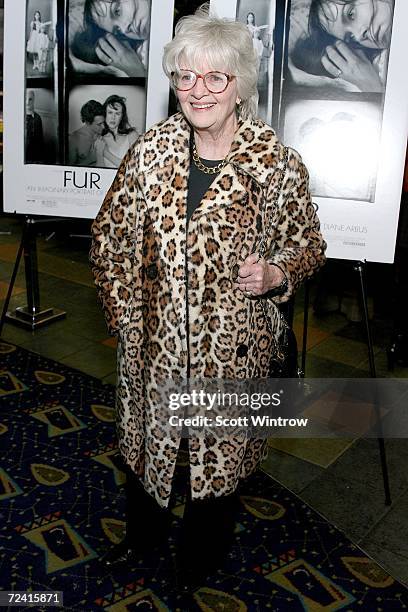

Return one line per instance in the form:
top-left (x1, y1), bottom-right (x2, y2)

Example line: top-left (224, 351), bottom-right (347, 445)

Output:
top-left (211, 0), bottom-right (408, 263)
top-left (3, 0), bottom-right (174, 218)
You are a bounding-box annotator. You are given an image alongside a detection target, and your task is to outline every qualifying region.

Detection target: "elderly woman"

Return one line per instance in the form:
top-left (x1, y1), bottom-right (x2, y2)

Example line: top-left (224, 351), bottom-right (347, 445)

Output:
top-left (90, 6), bottom-right (326, 590)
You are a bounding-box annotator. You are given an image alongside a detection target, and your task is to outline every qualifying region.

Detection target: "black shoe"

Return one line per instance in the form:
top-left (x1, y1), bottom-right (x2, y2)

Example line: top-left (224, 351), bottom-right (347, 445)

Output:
top-left (175, 542), bottom-right (232, 593)
top-left (175, 493), bottom-right (239, 592)
top-left (99, 538), bottom-right (141, 569)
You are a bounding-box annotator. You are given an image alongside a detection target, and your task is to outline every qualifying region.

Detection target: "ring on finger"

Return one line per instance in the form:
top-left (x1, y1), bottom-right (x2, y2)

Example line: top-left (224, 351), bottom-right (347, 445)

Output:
top-left (335, 68), bottom-right (342, 78)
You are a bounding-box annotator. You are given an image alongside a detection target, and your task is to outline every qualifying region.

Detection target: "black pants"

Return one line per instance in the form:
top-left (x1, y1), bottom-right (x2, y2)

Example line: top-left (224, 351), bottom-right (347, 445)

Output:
top-left (124, 452), bottom-right (240, 568)
top-left (180, 483), bottom-right (240, 574)
top-left (124, 464), bottom-right (171, 545)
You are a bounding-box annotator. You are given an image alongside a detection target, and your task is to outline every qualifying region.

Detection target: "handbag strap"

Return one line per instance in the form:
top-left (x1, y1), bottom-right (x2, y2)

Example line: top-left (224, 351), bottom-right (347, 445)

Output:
top-left (258, 145), bottom-right (289, 259)
top-left (257, 145), bottom-right (290, 343)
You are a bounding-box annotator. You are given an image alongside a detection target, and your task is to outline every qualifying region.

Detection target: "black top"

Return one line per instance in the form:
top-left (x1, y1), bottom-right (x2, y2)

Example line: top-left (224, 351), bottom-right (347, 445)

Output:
top-left (187, 149), bottom-right (223, 222)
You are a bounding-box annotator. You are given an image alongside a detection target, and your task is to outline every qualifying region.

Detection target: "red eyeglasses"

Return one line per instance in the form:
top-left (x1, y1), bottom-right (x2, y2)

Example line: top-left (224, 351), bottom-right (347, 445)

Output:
top-left (171, 69), bottom-right (235, 93)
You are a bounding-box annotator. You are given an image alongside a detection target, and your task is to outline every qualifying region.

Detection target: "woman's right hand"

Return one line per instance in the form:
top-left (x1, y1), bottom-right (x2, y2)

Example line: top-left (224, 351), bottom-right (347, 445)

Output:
top-left (321, 40), bottom-right (383, 93)
top-left (95, 34), bottom-right (145, 77)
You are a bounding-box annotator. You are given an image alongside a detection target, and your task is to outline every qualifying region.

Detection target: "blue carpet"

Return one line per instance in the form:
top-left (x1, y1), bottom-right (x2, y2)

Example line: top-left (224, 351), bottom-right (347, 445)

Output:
top-left (0, 341), bottom-right (407, 611)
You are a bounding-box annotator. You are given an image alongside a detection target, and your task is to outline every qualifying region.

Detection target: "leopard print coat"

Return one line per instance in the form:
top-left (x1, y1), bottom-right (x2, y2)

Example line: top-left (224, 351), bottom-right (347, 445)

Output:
top-left (90, 112), bottom-right (326, 508)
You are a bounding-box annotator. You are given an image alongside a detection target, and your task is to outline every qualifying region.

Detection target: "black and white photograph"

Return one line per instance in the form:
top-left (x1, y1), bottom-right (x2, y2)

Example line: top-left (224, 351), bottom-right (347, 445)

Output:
top-left (279, 0), bottom-right (396, 202)
top-left (210, 0), bottom-right (407, 262)
top-left (25, 0), bottom-right (56, 78)
top-left (283, 98), bottom-right (381, 200)
top-left (67, 0), bottom-right (152, 78)
top-left (25, 87), bottom-right (57, 164)
top-left (68, 85), bottom-right (145, 168)
top-left (4, 0), bottom-right (174, 218)
top-left (288, 0), bottom-right (394, 94)
top-left (236, 0), bottom-right (275, 121)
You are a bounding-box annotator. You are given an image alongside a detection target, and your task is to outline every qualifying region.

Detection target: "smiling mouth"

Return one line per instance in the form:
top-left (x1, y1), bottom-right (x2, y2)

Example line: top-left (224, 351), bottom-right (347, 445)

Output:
top-left (191, 103), bottom-right (216, 110)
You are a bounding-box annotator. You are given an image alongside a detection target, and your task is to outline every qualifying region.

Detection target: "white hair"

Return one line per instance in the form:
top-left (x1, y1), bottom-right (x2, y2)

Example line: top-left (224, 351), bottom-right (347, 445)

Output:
top-left (162, 5), bottom-right (259, 120)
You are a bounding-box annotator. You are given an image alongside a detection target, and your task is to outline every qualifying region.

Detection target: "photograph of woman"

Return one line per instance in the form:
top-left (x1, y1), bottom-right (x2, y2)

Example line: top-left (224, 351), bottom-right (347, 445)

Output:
top-left (279, 0), bottom-right (395, 202)
top-left (68, 0), bottom-right (151, 77)
top-left (26, 10), bottom-right (42, 71)
top-left (26, 3), bottom-right (53, 76)
top-left (237, 0), bottom-right (276, 122)
top-left (90, 5), bottom-right (326, 593)
top-left (95, 95), bottom-right (138, 168)
top-left (246, 11), bottom-right (269, 65)
top-left (67, 85), bottom-right (145, 168)
top-left (289, 0), bottom-right (394, 93)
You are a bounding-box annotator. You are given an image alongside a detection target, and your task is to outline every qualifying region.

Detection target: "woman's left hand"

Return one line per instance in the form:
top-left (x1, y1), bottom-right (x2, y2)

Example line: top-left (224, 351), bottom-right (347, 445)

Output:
top-left (236, 253), bottom-right (285, 296)
top-left (321, 40), bottom-right (383, 92)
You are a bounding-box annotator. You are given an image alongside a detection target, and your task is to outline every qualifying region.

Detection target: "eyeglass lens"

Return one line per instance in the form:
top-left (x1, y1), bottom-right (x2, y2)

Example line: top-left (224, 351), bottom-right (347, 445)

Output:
top-left (174, 70), bottom-right (228, 92)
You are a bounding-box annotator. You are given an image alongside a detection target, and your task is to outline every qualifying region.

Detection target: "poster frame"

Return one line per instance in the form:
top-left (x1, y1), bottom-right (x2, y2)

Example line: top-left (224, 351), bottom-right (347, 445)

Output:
top-left (3, 0), bottom-right (175, 220)
top-left (211, 0), bottom-right (408, 264)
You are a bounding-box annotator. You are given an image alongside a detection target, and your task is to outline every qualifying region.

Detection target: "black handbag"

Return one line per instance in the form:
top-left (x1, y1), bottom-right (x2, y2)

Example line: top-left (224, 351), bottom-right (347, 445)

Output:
top-left (257, 146), bottom-right (301, 378)
top-left (268, 324), bottom-right (300, 378)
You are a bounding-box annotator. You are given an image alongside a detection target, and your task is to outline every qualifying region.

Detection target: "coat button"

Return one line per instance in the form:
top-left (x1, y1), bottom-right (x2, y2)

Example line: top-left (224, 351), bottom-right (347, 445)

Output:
top-left (146, 264), bottom-right (158, 280)
top-left (236, 344), bottom-right (248, 358)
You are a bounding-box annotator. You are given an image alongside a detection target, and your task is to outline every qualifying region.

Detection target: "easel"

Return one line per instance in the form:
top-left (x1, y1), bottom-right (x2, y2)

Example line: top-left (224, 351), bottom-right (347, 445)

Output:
top-left (300, 260), bottom-right (391, 506)
top-left (0, 216), bottom-right (66, 336)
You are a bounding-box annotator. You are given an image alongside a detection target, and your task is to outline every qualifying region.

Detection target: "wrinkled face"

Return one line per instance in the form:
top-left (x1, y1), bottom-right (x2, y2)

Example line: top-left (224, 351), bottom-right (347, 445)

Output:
top-left (26, 90), bottom-right (35, 113)
top-left (318, 0), bottom-right (393, 49)
top-left (105, 103), bottom-right (123, 130)
top-left (91, 0), bottom-right (151, 40)
top-left (90, 115), bottom-right (105, 135)
top-left (176, 61), bottom-right (239, 137)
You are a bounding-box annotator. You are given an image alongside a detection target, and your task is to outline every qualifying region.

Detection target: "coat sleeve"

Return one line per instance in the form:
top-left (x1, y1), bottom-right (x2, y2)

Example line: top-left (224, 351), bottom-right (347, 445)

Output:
top-left (265, 147), bottom-right (326, 303)
top-left (89, 142), bottom-right (140, 335)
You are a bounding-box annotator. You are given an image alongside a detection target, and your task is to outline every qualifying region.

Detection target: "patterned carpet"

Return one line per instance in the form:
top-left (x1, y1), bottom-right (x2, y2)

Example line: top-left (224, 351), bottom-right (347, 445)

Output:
top-left (1, 341), bottom-right (407, 611)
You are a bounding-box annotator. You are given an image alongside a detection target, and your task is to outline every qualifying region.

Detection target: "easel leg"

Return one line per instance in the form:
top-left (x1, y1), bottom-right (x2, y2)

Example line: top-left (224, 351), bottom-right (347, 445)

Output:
top-left (0, 221), bottom-right (28, 338)
top-left (2, 217), bottom-right (66, 332)
top-left (300, 280), bottom-right (310, 377)
top-left (354, 262), bottom-right (376, 377)
top-left (354, 261), bottom-right (392, 506)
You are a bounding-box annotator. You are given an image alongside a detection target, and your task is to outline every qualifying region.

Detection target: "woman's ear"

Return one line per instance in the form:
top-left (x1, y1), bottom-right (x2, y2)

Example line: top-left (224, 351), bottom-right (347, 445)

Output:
top-left (236, 97), bottom-right (242, 105)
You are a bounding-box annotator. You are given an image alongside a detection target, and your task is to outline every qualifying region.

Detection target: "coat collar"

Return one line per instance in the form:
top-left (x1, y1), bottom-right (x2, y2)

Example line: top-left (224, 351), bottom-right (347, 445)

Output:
top-left (138, 112), bottom-right (282, 226)
top-left (140, 112), bottom-right (280, 187)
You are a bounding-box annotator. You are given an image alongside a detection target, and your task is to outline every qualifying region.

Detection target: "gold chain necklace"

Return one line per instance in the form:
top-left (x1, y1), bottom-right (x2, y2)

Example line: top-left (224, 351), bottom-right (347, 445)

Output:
top-left (192, 143), bottom-right (227, 175)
